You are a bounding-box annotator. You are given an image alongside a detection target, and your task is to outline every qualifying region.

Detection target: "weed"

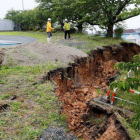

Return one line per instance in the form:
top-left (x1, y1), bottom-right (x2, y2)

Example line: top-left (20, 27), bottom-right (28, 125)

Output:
top-left (0, 62), bottom-right (67, 139)
top-left (11, 102), bottom-right (22, 112)
top-left (0, 94), bottom-right (10, 99)
top-left (96, 89), bottom-right (101, 95)
top-left (5, 57), bottom-right (16, 67)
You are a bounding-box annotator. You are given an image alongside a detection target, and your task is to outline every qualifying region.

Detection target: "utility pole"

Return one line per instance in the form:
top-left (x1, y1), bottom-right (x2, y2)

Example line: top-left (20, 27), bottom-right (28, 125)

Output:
top-left (22, 0), bottom-right (24, 10)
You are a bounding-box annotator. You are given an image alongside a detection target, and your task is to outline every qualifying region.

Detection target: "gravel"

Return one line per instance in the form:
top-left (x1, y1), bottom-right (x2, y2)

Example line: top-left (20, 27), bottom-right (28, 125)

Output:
top-left (58, 39), bottom-right (92, 52)
top-left (0, 35), bottom-right (38, 44)
top-left (40, 126), bottom-right (77, 140)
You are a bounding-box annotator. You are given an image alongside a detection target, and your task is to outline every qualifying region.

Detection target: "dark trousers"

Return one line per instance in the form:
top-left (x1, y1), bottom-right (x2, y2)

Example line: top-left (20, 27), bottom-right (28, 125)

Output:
top-left (65, 30), bottom-right (70, 39)
top-left (47, 32), bottom-right (52, 38)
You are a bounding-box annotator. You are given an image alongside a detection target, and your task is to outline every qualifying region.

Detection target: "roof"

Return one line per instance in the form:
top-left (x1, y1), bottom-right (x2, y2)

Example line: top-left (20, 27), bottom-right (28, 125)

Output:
top-left (124, 29), bottom-right (136, 33)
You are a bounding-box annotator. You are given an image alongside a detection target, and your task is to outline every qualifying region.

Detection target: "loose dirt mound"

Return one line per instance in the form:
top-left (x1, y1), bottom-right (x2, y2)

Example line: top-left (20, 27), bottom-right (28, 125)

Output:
top-left (46, 42), bottom-right (140, 140)
top-left (1, 42), bottom-right (87, 66)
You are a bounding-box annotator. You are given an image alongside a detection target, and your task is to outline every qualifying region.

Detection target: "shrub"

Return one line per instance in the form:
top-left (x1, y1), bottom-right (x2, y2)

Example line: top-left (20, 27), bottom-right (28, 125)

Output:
top-left (114, 27), bottom-right (124, 39)
top-left (33, 28), bottom-right (40, 31)
top-left (70, 28), bottom-right (76, 34)
top-left (39, 29), bottom-right (45, 32)
top-left (52, 27), bottom-right (60, 33)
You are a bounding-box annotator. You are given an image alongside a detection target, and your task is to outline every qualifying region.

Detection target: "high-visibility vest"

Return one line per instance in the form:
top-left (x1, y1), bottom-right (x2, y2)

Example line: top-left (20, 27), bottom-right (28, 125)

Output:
top-left (64, 22), bottom-right (70, 31)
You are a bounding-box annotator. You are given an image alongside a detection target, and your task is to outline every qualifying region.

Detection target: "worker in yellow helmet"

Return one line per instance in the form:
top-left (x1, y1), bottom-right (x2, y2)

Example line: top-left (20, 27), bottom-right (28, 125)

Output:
top-left (46, 18), bottom-right (54, 42)
top-left (64, 19), bottom-right (70, 39)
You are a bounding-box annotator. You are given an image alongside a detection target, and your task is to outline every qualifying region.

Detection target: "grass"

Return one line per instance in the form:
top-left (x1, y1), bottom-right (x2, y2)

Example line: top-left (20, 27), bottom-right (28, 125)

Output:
top-left (0, 31), bottom-right (133, 139)
top-left (0, 31), bottom-right (47, 42)
top-left (116, 113), bottom-right (140, 140)
top-left (0, 31), bottom-right (124, 53)
top-left (0, 62), bottom-right (68, 139)
top-left (114, 90), bottom-right (140, 112)
top-left (52, 32), bottom-right (123, 52)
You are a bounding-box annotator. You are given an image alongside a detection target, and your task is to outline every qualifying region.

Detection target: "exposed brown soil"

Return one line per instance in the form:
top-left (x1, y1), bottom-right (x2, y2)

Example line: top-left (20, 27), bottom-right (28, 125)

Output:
top-left (46, 42), bottom-right (140, 140)
top-left (0, 103), bottom-right (8, 113)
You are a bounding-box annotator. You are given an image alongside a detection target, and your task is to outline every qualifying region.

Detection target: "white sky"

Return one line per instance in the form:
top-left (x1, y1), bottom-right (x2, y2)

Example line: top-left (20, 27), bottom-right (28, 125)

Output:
top-left (0, 0), bottom-right (38, 18)
top-left (0, 0), bottom-right (140, 29)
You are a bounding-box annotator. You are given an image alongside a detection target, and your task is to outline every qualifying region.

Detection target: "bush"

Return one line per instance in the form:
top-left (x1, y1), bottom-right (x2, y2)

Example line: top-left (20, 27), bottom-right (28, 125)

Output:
top-left (114, 27), bottom-right (124, 39)
top-left (70, 28), bottom-right (76, 34)
top-left (39, 29), bottom-right (45, 32)
top-left (32, 28), bottom-right (40, 31)
top-left (52, 27), bottom-right (60, 33)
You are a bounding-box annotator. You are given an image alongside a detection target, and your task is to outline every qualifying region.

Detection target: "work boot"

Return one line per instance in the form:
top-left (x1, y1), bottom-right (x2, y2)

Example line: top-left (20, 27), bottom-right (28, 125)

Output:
top-left (47, 38), bottom-right (50, 42)
top-left (47, 38), bottom-right (51, 43)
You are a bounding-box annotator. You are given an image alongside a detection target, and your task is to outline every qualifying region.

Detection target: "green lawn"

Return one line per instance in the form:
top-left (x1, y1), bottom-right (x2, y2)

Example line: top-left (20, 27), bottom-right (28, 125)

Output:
top-left (0, 62), bottom-right (68, 139)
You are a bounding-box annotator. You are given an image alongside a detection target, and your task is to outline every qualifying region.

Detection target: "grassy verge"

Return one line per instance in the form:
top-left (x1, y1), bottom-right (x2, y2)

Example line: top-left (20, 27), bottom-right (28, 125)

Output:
top-left (0, 62), bottom-right (68, 139)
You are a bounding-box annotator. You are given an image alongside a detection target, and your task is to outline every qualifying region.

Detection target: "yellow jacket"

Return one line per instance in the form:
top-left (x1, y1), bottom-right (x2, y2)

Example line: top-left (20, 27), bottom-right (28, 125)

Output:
top-left (64, 22), bottom-right (70, 31)
top-left (46, 21), bottom-right (53, 32)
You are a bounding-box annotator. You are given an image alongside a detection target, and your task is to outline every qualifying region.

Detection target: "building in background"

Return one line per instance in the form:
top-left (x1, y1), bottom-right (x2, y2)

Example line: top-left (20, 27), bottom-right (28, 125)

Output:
top-left (122, 29), bottom-right (140, 45)
top-left (0, 19), bottom-right (20, 31)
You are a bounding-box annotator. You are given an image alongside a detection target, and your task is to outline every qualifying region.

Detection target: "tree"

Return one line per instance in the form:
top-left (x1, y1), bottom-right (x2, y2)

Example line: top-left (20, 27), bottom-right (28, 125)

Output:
top-left (33, 7), bottom-right (49, 29)
top-left (73, 0), bottom-right (140, 37)
top-left (19, 10), bottom-right (35, 30)
top-left (5, 9), bottom-right (21, 23)
top-left (36, 0), bottom-right (73, 31)
top-left (52, 0), bottom-right (73, 31)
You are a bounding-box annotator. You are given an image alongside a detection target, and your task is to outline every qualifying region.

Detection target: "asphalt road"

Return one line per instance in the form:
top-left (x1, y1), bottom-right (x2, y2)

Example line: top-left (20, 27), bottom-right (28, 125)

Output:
top-left (0, 35), bottom-right (38, 45)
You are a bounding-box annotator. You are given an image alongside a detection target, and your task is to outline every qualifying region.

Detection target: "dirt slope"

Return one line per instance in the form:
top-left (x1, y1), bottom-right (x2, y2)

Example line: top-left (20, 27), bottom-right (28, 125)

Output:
top-left (46, 42), bottom-right (140, 140)
top-left (1, 42), bottom-right (87, 66)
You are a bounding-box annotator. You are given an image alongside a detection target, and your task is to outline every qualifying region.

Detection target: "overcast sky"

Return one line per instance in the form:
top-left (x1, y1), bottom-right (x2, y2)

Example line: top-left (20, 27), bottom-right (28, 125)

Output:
top-left (0, 0), bottom-right (38, 18)
top-left (0, 0), bottom-right (140, 29)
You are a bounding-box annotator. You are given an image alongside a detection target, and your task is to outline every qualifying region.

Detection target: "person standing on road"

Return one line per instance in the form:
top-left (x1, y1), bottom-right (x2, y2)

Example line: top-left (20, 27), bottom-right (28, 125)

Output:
top-left (46, 18), bottom-right (54, 42)
top-left (64, 19), bottom-right (70, 39)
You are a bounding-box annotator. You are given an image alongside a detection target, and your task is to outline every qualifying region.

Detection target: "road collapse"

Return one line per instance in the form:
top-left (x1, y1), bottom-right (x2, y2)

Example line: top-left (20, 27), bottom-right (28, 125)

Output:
top-left (45, 42), bottom-right (140, 140)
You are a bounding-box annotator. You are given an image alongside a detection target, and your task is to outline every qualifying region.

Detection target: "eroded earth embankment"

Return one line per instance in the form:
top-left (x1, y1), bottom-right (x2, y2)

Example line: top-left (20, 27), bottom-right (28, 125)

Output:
top-left (45, 42), bottom-right (140, 140)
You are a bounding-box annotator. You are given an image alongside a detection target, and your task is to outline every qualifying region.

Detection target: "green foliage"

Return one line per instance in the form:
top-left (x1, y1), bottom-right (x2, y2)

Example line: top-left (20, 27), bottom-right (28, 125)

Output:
top-left (5, 0), bottom-right (140, 36)
top-left (52, 27), bottom-right (60, 33)
top-left (0, 94), bottom-right (10, 100)
top-left (117, 113), bottom-right (140, 139)
top-left (4, 7), bottom-right (49, 31)
top-left (39, 29), bottom-right (46, 32)
top-left (111, 55), bottom-right (140, 91)
top-left (4, 9), bottom-right (21, 23)
top-left (114, 27), bottom-right (124, 39)
top-left (33, 27), bottom-right (40, 31)
top-left (132, 112), bottom-right (140, 130)
top-left (70, 28), bottom-right (77, 34)
top-left (110, 55), bottom-right (140, 130)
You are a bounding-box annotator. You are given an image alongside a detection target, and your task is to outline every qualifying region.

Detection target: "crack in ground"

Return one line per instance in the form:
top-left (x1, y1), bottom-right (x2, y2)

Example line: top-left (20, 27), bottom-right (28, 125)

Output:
top-left (45, 42), bottom-right (140, 140)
